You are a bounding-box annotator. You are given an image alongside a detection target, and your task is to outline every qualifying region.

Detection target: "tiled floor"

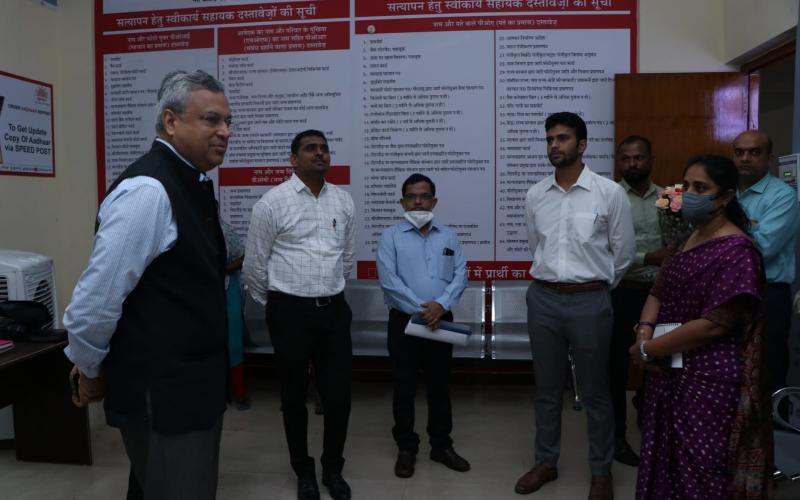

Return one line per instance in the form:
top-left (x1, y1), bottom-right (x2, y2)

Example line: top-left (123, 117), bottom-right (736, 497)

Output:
top-left (1, 379), bottom-right (798, 499)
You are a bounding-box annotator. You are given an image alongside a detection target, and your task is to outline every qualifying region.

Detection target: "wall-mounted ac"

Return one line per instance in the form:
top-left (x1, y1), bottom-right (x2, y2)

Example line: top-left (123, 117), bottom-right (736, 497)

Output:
top-left (0, 249), bottom-right (59, 328)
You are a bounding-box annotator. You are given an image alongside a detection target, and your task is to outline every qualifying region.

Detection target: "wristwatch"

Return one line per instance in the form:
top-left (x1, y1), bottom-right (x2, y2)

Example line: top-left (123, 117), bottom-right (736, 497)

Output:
top-left (639, 340), bottom-right (650, 362)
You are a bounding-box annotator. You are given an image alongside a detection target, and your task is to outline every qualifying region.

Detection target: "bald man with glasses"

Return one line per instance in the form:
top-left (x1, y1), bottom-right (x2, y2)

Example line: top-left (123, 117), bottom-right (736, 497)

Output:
top-left (733, 130), bottom-right (800, 393)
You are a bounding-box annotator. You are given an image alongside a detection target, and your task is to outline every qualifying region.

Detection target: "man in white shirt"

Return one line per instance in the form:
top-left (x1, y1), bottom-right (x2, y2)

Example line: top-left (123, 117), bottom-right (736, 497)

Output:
top-left (514, 112), bottom-right (635, 500)
top-left (243, 129), bottom-right (355, 500)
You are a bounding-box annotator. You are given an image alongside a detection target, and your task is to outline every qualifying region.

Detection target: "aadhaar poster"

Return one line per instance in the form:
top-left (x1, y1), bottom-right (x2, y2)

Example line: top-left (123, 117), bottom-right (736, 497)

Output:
top-left (95, 0), bottom-right (636, 280)
top-left (0, 70), bottom-right (55, 177)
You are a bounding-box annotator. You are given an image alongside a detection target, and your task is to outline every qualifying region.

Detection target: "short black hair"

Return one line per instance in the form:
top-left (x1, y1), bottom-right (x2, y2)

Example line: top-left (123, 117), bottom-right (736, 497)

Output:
top-left (402, 173), bottom-right (436, 197)
top-left (291, 129), bottom-right (327, 154)
top-left (545, 112), bottom-right (587, 142)
top-left (617, 135), bottom-right (653, 155)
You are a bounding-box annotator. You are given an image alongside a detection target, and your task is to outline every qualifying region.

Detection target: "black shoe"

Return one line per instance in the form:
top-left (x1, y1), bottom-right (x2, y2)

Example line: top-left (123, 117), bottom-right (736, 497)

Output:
top-left (234, 396), bottom-right (251, 411)
top-left (296, 473), bottom-right (320, 500)
top-left (430, 446), bottom-right (471, 472)
top-left (614, 438), bottom-right (640, 467)
top-left (395, 450), bottom-right (416, 478)
top-left (314, 392), bottom-right (324, 415)
top-left (322, 471), bottom-right (351, 500)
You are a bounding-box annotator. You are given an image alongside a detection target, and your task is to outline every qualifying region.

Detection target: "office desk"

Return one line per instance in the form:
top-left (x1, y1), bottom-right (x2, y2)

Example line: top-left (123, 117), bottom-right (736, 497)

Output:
top-left (0, 340), bottom-right (92, 464)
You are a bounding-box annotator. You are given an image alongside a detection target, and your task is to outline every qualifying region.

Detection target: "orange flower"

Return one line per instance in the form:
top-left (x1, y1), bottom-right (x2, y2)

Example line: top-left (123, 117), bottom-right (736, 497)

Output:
top-left (655, 198), bottom-right (670, 209)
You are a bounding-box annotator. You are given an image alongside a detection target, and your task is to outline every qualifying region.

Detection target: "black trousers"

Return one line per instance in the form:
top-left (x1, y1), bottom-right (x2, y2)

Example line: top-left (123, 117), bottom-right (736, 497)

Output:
top-left (266, 291), bottom-right (352, 476)
top-left (764, 283), bottom-right (792, 394)
top-left (387, 308), bottom-right (454, 453)
top-left (120, 417), bottom-right (223, 500)
top-left (610, 285), bottom-right (649, 438)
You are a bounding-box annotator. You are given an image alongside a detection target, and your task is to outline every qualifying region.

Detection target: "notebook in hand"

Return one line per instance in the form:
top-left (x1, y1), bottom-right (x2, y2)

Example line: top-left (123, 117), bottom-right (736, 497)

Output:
top-left (653, 323), bottom-right (683, 368)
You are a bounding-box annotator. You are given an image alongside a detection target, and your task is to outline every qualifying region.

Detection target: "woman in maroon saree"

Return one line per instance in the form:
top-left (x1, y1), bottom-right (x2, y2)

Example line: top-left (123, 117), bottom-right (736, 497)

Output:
top-left (631, 155), bottom-right (773, 500)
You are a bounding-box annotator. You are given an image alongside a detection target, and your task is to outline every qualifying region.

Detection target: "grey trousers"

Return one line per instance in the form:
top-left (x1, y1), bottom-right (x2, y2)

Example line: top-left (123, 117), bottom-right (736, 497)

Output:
top-left (526, 282), bottom-right (614, 475)
top-left (120, 417), bottom-right (223, 500)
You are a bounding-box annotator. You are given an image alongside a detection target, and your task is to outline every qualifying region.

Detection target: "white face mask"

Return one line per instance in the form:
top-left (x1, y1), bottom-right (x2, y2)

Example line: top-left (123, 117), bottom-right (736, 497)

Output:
top-left (404, 210), bottom-right (434, 229)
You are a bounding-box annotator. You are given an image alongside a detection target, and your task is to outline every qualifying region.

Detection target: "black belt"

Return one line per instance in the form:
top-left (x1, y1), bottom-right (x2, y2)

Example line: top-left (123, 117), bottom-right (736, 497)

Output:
top-left (268, 290), bottom-right (344, 307)
top-left (534, 279), bottom-right (607, 294)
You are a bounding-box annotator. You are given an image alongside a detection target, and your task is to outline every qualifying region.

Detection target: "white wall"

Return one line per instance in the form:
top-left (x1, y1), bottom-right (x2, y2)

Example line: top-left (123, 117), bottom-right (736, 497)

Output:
top-left (0, 0), bottom-right (95, 316)
top-left (639, 0), bottom-right (735, 73)
top-left (0, 0), bottom-right (795, 317)
top-left (638, 0), bottom-right (799, 73)
top-left (724, 0), bottom-right (798, 63)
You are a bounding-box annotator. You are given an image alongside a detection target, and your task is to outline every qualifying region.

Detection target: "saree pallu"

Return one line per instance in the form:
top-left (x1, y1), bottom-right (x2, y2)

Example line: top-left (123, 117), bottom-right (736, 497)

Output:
top-left (636, 235), bottom-right (772, 500)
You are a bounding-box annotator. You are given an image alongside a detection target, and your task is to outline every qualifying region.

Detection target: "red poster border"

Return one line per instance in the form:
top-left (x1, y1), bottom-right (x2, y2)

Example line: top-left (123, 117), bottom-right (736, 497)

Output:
top-left (98, 1), bottom-right (349, 32)
top-left (354, 0), bottom-right (638, 17)
top-left (0, 70), bottom-right (56, 179)
top-left (94, 0), bottom-right (106, 201)
top-left (356, 260), bottom-right (534, 281)
top-left (631, 1), bottom-right (638, 72)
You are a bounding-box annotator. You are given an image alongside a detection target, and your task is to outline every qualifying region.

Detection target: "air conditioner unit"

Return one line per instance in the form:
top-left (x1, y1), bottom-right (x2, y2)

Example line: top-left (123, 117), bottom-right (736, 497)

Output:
top-left (0, 249), bottom-right (59, 328)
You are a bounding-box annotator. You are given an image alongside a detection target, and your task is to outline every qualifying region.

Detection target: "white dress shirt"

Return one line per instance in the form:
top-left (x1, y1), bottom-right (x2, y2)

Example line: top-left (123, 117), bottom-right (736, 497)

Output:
top-left (243, 173), bottom-right (355, 304)
top-left (63, 138), bottom-right (208, 377)
top-left (525, 165), bottom-right (635, 287)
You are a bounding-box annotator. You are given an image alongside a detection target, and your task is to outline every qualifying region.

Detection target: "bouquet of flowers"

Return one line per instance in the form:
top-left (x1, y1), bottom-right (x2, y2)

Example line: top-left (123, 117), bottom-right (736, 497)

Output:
top-left (655, 184), bottom-right (692, 246)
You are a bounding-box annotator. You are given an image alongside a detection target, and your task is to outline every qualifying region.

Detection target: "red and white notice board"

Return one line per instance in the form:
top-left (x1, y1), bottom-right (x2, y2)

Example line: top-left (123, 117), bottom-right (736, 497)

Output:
top-left (0, 70), bottom-right (54, 177)
top-left (95, 0), bottom-right (637, 280)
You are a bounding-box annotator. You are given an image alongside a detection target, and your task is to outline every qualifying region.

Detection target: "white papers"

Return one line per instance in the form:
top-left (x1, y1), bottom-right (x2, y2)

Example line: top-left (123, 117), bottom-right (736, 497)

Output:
top-left (404, 317), bottom-right (472, 346)
top-left (653, 323), bottom-right (683, 368)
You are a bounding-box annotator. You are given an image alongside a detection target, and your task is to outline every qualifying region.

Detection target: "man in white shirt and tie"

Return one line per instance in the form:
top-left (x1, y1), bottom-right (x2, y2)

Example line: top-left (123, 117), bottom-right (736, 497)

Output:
top-left (514, 112), bottom-right (635, 500)
top-left (243, 129), bottom-right (356, 500)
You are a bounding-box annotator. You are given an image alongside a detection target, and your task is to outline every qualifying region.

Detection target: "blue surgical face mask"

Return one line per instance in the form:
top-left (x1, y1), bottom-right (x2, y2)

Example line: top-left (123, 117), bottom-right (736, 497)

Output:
top-left (680, 192), bottom-right (719, 225)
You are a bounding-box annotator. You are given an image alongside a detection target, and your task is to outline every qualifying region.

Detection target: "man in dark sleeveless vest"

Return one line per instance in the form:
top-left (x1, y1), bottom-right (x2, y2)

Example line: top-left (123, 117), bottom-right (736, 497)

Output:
top-left (63, 70), bottom-right (231, 500)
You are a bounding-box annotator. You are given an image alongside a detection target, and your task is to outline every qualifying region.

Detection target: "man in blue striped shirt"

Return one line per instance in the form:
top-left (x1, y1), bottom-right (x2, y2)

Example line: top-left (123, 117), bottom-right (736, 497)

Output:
top-left (377, 173), bottom-right (469, 479)
top-left (734, 130), bottom-right (800, 393)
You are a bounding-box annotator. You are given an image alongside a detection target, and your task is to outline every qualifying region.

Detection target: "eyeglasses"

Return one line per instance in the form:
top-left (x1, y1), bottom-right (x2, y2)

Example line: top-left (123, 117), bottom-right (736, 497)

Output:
top-left (402, 193), bottom-right (434, 201)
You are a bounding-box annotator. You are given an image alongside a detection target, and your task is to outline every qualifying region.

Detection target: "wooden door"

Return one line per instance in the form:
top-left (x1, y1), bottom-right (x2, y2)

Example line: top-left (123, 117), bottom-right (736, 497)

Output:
top-left (615, 72), bottom-right (757, 389)
top-left (615, 72), bottom-right (758, 186)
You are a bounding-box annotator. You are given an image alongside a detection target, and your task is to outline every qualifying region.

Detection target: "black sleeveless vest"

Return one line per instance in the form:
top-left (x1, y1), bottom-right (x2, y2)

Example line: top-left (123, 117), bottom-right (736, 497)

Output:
top-left (102, 140), bottom-right (227, 434)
